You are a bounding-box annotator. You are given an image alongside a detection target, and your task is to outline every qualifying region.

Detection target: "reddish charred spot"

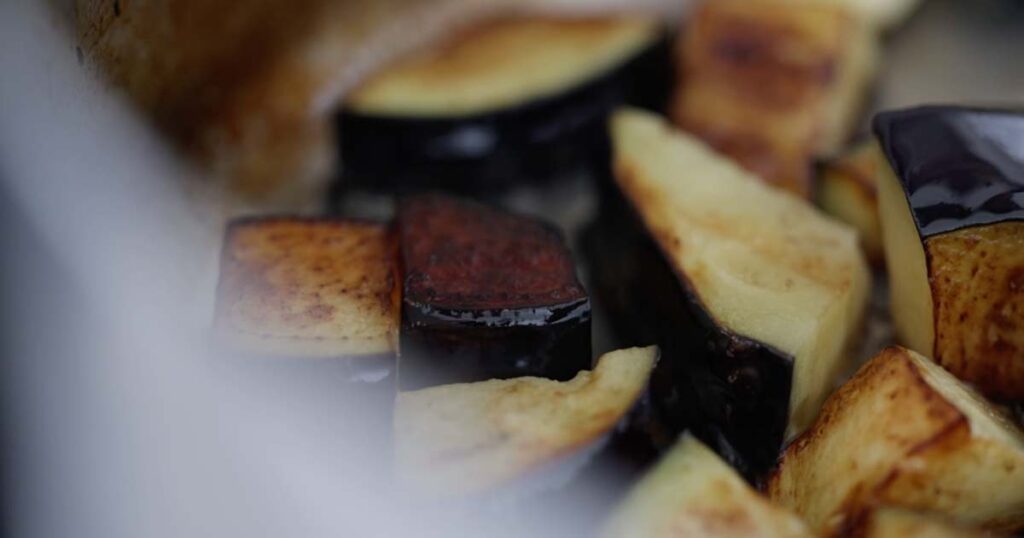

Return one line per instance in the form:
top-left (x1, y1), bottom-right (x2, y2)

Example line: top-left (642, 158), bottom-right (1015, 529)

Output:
top-left (305, 304), bottom-right (335, 320)
top-left (1008, 266), bottom-right (1024, 293)
top-left (398, 194), bottom-right (586, 309)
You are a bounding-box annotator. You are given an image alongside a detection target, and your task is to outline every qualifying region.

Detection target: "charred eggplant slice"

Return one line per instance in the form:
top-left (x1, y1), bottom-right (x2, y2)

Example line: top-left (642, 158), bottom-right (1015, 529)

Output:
top-left (590, 109), bottom-right (870, 476)
top-left (214, 217), bottom-right (399, 384)
top-left (875, 106), bottom-right (1024, 401)
top-left (671, 0), bottom-right (878, 197)
top-left (817, 140), bottom-right (885, 266)
top-left (602, 434), bottom-right (813, 538)
top-left (769, 346), bottom-right (1024, 533)
top-left (336, 16), bottom-right (669, 195)
top-left (397, 194), bottom-right (591, 390)
top-left (394, 346), bottom-right (657, 498)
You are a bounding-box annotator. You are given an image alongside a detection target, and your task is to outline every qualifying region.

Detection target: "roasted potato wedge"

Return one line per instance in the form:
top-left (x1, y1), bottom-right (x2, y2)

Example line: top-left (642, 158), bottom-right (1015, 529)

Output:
top-left (394, 346), bottom-right (657, 498)
top-left (671, 0), bottom-right (878, 197)
top-left (875, 106), bottom-right (1024, 400)
top-left (602, 434), bottom-right (812, 538)
top-left (769, 346), bottom-right (1024, 533)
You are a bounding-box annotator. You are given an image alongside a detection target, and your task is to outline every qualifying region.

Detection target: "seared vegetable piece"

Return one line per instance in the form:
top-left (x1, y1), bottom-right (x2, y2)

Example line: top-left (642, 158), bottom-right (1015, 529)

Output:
top-left (769, 346), bottom-right (1024, 533)
top-left (214, 218), bottom-right (399, 381)
top-left (602, 434), bottom-right (813, 538)
top-left (875, 106), bottom-right (1024, 400)
top-left (807, 0), bottom-right (923, 30)
top-left (671, 0), bottom-right (878, 197)
top-left (591, 109), bottom-right (869, 475)
top-left (394, 346), bottom-right (657, 498)
top-left (397, 194), bottom-right (591, 390)
top-left (817, 140), bottom-right (884, 265)
top-left (337, 16), bottom-right (669, 194)
top-left (840, 508), bottom-right (997, 538)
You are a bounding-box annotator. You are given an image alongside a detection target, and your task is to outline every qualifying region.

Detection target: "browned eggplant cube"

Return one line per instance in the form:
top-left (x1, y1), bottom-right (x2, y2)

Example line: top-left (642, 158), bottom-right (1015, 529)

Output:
top-left (591, 109), bottom-right (870, 476)
top-left (214, 217), bottom-right (399, 384)
top-left (769, 346), bottom-right (1024, 534)
top-left (817, 140), bottom-right (885, 266)
top-left (397, 194), bottom-right (591, 390)
top-left (394, 347), bottom-right (657, 499)
top-left (876, 106), bottom-right (1024, 401)
top-left (602, 434), bottom-right (813, 538)
top-left (671, 0), bottom-right (878, 197)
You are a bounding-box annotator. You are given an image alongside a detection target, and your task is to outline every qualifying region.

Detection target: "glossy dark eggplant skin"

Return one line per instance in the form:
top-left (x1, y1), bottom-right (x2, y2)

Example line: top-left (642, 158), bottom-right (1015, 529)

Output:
top-left (333, 36), bottom-right (671, 197)
top-left (873, 106), bottom-right (1024, 238)
top-left (581, 194), bottom-right (793, 481)
top-left (398, 299), bottom-right (591, 391)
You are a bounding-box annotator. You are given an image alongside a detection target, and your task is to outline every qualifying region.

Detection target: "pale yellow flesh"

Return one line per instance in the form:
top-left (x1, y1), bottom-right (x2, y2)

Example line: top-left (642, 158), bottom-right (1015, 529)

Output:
top-left (393, 346), bottom-right (657, 498)
top-left (769, 346), bottom-right (1024, 533)
top-left (610, 109), bottom-right (870, 439)
top-left (346, 16), bottom-right (660, 117)
top-left (602, 434), bottom-right (812, 538)
top-left (876, 155), bottom-right (935, 357)
top-left (817, 141), bottom-right (883, 264)
top-left (804, 0), bottom-right (923, 29)
top-left (858, 508), bottom-right (991, 538)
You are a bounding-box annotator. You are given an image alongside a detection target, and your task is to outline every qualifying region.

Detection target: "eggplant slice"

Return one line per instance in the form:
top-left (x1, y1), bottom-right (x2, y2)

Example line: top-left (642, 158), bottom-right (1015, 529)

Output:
top-left (670, 0), bottom-right (878, 198)
top-left (336, 16), bottom-right (669, 195)
top-left (816, 140), bottom-right (884, 266)
top-left (769, 346), bottom-right (1024, 533)
top-left (875, 106), bottom-right (1024, 401)
top-left (602, 434), bottom-right (812, 538)
top-left (213, 217), bottom-right (399, 383)
top-left (589, 109), bottom-right (870, 476)
top-left (397, 193), bottom-right (591, 390)
top-left (393, 346), bottom-right (657, 498)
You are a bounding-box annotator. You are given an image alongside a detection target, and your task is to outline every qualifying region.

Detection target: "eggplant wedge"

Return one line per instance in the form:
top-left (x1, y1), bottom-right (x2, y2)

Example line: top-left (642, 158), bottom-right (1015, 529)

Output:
top-left (814, 0), bottom-right (923, 30)
top-left (337, 16), bottom-right (669, 195)
top-left (839, 508), bottom-right (997, 538)
top-left (214, 217), bottom-right (399, 383)
top-left (671, 0), bottom-right (878, 197)
top-left (768, 346), bottom-right (1024, 533)
top-left (592, 109), bottom-right (870, 475)
top-left (393, 346), bottom-right (657, 498)
top-left (602, 434), bottom-right (813, 538)
top-left (397, 194), bottom-right (591, 390)
top-left (875, 106), bottom-right (1024, 401)
top-left (817, 140), bottom-right (884, 266)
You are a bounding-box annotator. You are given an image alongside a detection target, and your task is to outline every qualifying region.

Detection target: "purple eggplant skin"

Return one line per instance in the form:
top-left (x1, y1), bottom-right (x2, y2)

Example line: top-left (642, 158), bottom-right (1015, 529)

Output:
top-left (581, 195), bottom-right (793, 482)
top-left (873, 105), bottom-right (1024, 239)
top-left (398, 299), bottom-right (592, 391)
top-left (332, 36), bottom-right (672, 197)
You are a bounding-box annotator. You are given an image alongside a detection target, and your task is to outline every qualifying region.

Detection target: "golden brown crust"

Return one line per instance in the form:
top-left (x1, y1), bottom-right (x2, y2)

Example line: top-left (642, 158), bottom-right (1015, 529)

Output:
top-left (671, 0), bottom-right (873, 198)
top-left (926, 222), bottom-right (1024, 401)
top-left (214, 217), bottom-right (399, 357)
top-left (769, 346), bottom-right (1024, 533)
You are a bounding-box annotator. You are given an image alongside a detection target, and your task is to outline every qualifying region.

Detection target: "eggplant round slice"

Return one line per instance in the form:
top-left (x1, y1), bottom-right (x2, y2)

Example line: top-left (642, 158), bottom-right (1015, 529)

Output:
top-left (335, 16), bottom-right (669, 196)
top-left (875, 105), bottom-right (1024, 401)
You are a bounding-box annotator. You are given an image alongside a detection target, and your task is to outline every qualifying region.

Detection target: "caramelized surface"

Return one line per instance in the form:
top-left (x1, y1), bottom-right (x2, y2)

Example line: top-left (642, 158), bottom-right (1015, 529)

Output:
top-left (398, 194), bottom-right (586, 310)
top-left (928, 222), bottom-right (1024, 400)
top-left (769, 347), bottom-right (1024, 533)
top-left (817, 140), bottom-right (883, 264)
top-left (672, 0), bottom-right (876, 197)
top-left (214, 218), bottom-right (399, 357)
